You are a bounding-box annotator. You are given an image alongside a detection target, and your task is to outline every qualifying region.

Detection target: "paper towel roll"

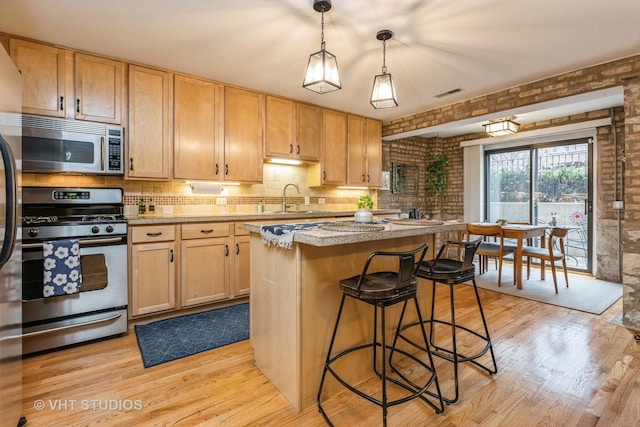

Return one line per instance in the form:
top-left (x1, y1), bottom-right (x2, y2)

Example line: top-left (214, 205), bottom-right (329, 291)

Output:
top-left (190, 183), bottom-right (223, 195)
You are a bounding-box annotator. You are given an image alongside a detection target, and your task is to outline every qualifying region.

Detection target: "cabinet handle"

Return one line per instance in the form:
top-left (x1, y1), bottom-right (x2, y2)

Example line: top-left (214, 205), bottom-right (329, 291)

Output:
top-left (59, 96), bottom-right (64, 111)
top-left (323, 170), bottom-right (326, 181)
top-left (289, 144), bottom-right (293, 154)
top-left (170, 249), bottom-right (174, 263)
top-left (236, 243), bottom-right (240, 255)
top-left (215, 163), bottom-right (219, 176)
top-left (76, 98), bottom-right (80, 114)
top-left (367, 174), bottom-right (371, 182)
top-left (129, 158), bottom-right (134, 171)
top-left (296, 145), bottom-right (300, 155)
top-left (200, 229), bottom-right (214, 234)
top-left (146, 232), bottom-right (162, 237)
top-left (361, 174), bottom-right (365, 182)
top-left (225, 164), bottom-right (229, 176)
top-left (100, 136), bottom-right (105, 171)
top-left (225, 244), bottom-right (229, 256)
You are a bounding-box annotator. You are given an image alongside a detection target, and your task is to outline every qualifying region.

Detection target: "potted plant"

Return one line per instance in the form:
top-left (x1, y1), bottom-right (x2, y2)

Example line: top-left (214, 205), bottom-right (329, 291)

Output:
top-left (424, 153), bottom-right (449, 218)
top-left (354, 195), bottom-right (374, 223)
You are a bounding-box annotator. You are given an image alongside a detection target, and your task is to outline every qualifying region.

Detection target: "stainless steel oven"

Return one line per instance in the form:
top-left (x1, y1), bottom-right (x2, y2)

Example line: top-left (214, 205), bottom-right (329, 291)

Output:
top-left (21, 187), bottom-right (128, 354)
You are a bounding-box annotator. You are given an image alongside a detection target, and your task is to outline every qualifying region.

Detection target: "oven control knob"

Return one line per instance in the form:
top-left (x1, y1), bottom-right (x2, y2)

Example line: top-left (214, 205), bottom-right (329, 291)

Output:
top-left (28, 228), bottom-right (38, 238)
top-left (91, 226), bottom-right (100, 234)
top-left (106, 225), bottom-right (114, 233)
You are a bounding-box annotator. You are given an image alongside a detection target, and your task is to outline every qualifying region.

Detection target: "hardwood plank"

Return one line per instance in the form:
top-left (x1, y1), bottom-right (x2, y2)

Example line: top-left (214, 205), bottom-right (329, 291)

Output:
top-left (20, 286), bottom-right (639, 426)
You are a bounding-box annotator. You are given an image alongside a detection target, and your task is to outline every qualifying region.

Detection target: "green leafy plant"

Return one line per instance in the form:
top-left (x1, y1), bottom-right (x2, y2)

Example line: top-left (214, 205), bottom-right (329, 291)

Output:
top-left (424, 153), bottom-right (449, 212)
top-left (357, 194), bottom-right (373, 209)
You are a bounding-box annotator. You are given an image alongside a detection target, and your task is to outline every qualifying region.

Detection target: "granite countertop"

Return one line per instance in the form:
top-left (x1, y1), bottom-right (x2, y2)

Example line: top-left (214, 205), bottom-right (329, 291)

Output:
top-left (126, 209), bottom-right (401, 225)
top-left (244, 219), bottom-right (467, 247)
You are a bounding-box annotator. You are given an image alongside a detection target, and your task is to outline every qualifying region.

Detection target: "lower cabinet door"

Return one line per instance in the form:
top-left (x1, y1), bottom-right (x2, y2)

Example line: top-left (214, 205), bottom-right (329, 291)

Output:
top-left (181, 238), bottom-right (230, 307)
top-left (233, 235), bottom-right (250, 297)
top-left (130, 241), bottom-right (176, 316)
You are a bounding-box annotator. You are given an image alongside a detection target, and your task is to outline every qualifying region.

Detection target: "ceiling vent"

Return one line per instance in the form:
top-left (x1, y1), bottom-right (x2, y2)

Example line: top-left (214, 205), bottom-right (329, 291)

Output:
top-left (434, 87), bottom-right (464, 98)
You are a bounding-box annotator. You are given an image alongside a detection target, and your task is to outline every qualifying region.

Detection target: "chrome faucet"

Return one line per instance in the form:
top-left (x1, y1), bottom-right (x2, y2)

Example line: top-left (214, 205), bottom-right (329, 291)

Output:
top-left (282, 183), bottom-right (300, 212)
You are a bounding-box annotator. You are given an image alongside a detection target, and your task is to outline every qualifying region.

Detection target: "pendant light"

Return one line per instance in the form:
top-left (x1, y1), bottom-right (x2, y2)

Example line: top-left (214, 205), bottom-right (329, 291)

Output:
top-left (370, 29), bottom-right (398, 109)
top-left (302, 0), bottom-right (341, 94)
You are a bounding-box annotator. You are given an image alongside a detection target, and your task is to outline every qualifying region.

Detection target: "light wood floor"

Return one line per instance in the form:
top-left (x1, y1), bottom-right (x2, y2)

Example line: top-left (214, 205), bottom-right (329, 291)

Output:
top-left (20, 285), bottom-right (640, 426)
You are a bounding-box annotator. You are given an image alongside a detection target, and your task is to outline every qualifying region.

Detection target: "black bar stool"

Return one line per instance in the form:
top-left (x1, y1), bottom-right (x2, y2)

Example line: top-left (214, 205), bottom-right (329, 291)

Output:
top-left (317, 244), bottom-right (444, 426)
top-left (394, 238), bottom-right (497, 404)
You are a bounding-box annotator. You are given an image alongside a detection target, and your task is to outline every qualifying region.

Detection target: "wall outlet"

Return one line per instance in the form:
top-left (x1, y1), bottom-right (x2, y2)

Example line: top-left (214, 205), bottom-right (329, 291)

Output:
top-left (304, 196), bottom-right (310, 205)
top-left (613, 200), bottom-right (624, 210)
top-left (318, 198), bottom-right (325, 204)
top-left (216, 197), bottom-right (227, 205)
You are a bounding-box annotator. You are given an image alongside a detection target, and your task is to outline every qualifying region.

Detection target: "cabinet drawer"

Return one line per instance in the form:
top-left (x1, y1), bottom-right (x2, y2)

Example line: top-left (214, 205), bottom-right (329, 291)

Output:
top-left (131, 225), bottom-right (176, 243)
top-left (181, 222), bottom-right (231, 240)
top-left (234, 222), bottom-right (250, 236)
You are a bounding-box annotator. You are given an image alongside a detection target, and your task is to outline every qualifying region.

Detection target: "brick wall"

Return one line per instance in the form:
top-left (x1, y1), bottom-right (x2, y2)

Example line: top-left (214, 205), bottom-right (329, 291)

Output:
top-left (623, 81), bottom-right (640, 327)
top-left (383, 55), bottom-right (640, 138)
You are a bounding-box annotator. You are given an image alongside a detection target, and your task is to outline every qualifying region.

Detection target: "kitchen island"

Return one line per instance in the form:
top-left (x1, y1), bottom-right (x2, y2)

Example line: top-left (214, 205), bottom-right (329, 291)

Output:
top-left (244, 218), bottom-right (467, 412)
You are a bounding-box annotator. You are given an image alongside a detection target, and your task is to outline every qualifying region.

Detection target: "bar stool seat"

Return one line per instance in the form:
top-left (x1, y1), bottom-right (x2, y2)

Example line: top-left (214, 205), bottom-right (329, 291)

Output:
top-left (394, 238), bottom-right (497, 404)
top-left (317, 244), bottom-right (444, 426)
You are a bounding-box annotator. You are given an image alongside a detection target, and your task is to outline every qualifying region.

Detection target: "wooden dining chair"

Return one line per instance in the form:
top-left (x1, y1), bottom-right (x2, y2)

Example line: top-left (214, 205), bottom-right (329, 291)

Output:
top-left (522, 227), bottom-right (569, 293)
top-left (466, 223), bottom-right (516, 286)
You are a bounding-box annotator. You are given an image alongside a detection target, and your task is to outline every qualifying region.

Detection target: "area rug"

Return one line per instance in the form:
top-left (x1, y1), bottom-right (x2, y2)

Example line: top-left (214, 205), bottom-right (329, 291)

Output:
top-left (134, 303), bottom-right (249, 368)
top-left (472, 267), bottom-right (622, 315)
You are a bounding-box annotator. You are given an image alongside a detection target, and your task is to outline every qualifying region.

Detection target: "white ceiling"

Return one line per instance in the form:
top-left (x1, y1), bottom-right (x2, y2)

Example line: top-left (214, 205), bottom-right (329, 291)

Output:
top-left (1, 0), bottom-right (639, 138)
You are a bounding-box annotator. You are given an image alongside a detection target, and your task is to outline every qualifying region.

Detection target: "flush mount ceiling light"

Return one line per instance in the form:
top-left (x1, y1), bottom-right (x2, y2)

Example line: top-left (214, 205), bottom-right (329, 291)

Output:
top-left (370, 29), bottom-right (398, 109)
top-left (484, 117), bottom-right (520, 136)
top-left (302, 0), bottom-right (341, 94)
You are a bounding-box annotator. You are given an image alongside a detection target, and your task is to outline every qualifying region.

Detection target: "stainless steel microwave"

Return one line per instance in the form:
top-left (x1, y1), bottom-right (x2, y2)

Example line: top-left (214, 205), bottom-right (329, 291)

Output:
top-left (22, 115), bottom-right (124, 175)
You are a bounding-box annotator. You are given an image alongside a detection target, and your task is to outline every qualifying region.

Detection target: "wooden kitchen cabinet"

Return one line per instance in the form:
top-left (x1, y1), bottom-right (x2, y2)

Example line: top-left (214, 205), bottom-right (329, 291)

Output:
top-left (265, 95), bottom-right (295, 159)
top-left (224, 86), bottom-right (263, 183)
top-left (264, 97), bottom-right (320, 163)
top-left (308, 108), bottom-right (348, 186)
top-left (129, 225), bottom-right (177, 317)
top-left (10, 39), bottom-right (124, 124)
top-left (233, 223), bottom-right (250, 297)
top-left (296, 102), bottom-right (321, 162)
top-left (74, 53), bottom-right (125, 124)
top-left (180, 223), bottom-right (231, 307)
top-left (9, 38), bottom-right (71, 117)
top-left (173, 74), bottom-right (223, 180)
top-left (347, 115), bottom-right (382, 187)
top-left (127, 65), bottom-right (173, 180)
top-left (365, 118), bottom-right (383, 187)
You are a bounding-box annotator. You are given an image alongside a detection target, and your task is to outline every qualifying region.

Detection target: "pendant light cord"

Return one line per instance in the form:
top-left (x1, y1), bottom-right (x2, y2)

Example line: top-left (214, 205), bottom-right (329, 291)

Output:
top-left (382, 38), bottom-right (387, 74)
top-left (320, 6), bottom-right (326, 49)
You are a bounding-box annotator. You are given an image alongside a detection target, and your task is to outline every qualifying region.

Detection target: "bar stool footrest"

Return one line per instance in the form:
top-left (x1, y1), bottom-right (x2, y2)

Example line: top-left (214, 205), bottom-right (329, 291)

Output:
top-left (324, 342), bottom-right (443, 414)
top-left (397, 319), bottom-right (497, 375)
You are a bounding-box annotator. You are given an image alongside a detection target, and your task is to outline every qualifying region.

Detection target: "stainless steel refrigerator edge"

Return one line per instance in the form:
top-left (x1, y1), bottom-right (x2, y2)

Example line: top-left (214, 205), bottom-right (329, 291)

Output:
top-left (0, 47), bottom-right (23, 426)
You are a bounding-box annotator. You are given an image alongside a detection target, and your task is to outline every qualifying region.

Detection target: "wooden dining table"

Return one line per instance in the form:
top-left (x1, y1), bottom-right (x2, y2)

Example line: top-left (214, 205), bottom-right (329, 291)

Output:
top-left (500, 224), bottom-right (547, 289)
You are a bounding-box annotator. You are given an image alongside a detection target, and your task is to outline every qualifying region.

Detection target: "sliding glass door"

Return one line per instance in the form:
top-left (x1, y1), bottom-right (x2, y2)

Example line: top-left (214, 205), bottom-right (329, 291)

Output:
top-left (486, 139), bottom-right (592, 272)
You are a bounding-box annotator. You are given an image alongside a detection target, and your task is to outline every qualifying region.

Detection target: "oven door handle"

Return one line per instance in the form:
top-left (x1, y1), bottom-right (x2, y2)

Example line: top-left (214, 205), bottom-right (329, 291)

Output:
top-left (0, 134), bottom-right (18, 269)
top-left (23, 236), bottom-right (126, 249)
top-left (20, 312), bottom-right (123, 339)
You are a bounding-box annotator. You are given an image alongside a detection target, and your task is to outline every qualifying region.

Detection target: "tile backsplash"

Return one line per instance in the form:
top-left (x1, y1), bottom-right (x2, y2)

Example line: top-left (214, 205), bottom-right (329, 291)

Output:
top-left (22, 164), bottom-right (378, 216)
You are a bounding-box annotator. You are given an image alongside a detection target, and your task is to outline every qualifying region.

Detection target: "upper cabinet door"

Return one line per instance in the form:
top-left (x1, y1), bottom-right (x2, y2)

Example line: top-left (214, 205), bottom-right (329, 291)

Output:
top-left (128, 65), bottom-right (173, 180)
top-left (365, 118), bottom-right (382, 187)
top-left (173, 74), bottom-right (222, 180)
top-left (296, 103), bottom-right (321, 162)
top-left (320, 109), bottom-right (348, 185)
top-left (347, 115), bottom-right (367, 185)
top-left (74, 53), bottom-right (124, 124)
top-left (224, 87), bottom-right (263, 183)
top-left (265, 96), bottom-right (295, 159)
top-left (10, 38), bottom-right (69, 117)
